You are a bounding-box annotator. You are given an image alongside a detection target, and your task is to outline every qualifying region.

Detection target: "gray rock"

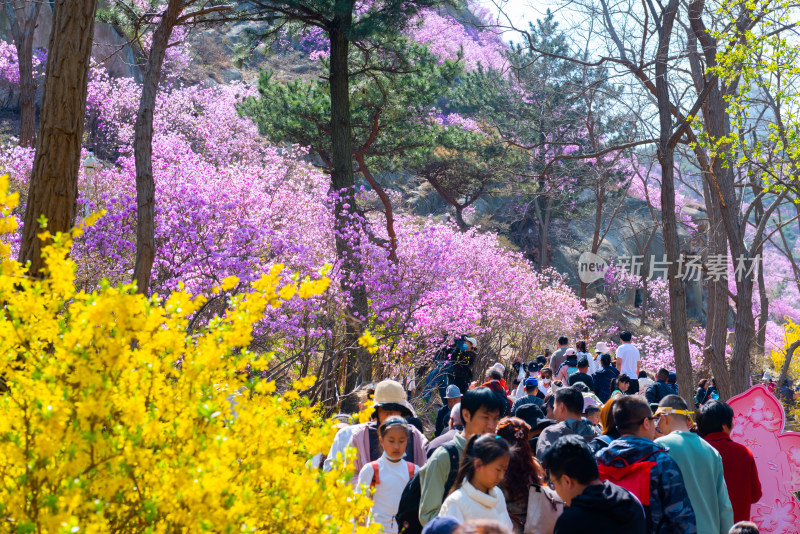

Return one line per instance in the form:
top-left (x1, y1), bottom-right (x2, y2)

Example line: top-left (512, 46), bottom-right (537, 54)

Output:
top-left (219, 67), bottom-right (243, 83)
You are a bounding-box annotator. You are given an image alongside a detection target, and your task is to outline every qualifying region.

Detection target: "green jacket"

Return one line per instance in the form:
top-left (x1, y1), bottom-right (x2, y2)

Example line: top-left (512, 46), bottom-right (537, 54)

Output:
top-left (656, 430), bottom-right (734, 534)
top-left (418, 431), bottom-right (467, 525)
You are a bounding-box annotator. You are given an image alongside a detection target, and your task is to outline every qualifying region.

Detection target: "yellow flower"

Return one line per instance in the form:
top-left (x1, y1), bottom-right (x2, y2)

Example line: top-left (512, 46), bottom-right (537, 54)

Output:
top-left (0, 181), bottom-right (361, 532)
top-left (358, 329), bottom-right (379, 354)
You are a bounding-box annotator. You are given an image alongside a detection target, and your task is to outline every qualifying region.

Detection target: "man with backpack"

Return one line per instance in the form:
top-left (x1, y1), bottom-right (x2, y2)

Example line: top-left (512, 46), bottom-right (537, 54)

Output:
top-left (645, 368), bottom-right (674, 405)
top-left (408, 387), bottom-right (503, 531)
top-left (543, 435), bottom-right (646, 534)
top-left (596, 395), bottom-right (697, 533)
top-left (655, 395), bottom-right (733, 534)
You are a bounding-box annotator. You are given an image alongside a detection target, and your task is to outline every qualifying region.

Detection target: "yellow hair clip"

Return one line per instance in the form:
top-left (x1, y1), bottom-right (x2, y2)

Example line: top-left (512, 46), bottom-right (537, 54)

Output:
top-left (654, 407), bottom-right (695, 427)
top-left (653, 407), bottom-right (694, 417)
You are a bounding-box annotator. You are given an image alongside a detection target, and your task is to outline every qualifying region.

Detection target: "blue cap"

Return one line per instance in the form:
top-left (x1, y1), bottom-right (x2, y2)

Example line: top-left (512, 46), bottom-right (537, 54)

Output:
top-left (525, 377), bottom-right (539, 389)
top-left (444, 384), bottom-right (462, 399)
top-left (422, 517), bottom-right (460, 534)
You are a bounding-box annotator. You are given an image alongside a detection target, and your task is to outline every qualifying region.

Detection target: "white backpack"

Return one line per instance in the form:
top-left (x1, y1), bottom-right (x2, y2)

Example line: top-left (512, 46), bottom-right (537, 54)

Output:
top-left (524, 484), bottom-right (565, 534)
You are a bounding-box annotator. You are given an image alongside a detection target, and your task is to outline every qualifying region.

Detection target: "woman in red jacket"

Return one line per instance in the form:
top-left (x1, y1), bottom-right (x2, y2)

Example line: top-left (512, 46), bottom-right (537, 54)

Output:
top-left (697, 400), bottom-right (763, 523)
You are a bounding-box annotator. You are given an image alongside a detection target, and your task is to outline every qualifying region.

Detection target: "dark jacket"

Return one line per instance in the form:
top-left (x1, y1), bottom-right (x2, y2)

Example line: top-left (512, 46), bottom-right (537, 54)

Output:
top-left (554, 480), bottom-right (647, 534)
top-left (593, 365), bottom-right (619, 403)
top-left (569, 372), bottom-right (595, 391)
top-left (696, 387), bottom-right (708, 406)
top-left (596, 436), bottom-right (697, 534)
top-left (645, 380), bottom-right (673, 404)
top-left (511, 394), bottom-right (543, 415)
top-left (535, 418), bottom-right (598, 460)
top-left (435, 404), bottom-right (450, 437)
top-left (451, 350), bottom-right (475, 394)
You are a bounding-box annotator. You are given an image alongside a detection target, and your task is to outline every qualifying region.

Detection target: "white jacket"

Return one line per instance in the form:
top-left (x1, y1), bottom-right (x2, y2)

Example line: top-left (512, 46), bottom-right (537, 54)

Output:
top-left (438, 480), bottom-right (513, 531)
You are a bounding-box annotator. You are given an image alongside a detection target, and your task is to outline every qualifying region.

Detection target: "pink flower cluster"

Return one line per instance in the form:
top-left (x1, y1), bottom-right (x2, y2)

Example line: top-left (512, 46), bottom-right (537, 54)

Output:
top-left (1, 56), bottom-right (588, 363)
top-left (407, 8), bottom-right (507, 72)
top-left (0, 41), bottom-right (46, 86)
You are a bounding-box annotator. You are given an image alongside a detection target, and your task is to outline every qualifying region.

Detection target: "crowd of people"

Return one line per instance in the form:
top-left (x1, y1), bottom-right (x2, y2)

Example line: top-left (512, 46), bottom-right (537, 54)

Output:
top-left (322, 333), bottom-right (764, 534)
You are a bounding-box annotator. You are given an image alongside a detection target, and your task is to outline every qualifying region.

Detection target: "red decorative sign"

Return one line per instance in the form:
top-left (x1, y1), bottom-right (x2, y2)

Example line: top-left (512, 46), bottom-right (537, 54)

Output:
top-left (728, 385), bottom-right (800, 533)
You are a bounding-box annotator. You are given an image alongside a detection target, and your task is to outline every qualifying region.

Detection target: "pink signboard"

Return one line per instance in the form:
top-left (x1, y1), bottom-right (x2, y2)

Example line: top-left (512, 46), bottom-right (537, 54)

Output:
top-left (728, 384), bottom-right (800, 533)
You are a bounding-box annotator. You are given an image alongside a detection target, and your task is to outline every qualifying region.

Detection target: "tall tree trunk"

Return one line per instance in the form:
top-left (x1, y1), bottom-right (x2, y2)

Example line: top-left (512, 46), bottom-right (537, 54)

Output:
top-left (537, 196), bottom-right (552, 270)
top-left (4, 1), bottom-right (42, 147)
top-left (580, 185), bottom-right (604, 309)
top-left (655, 0), bottom-right (695, 401)
top-left (750, 179), bottom-right (768, 357)
top-left (132, 0), bottom-right (181, 294)
top-left (18, 0), bottom-right (98, 273)
top-left (330, 1), bottom-right (370, 392)
top-left (703, 179), bottom-right (733, 399)
top-left (454, 205), bottom-right (467, 230)
top-left (689, 0), bottom-right (756, 396)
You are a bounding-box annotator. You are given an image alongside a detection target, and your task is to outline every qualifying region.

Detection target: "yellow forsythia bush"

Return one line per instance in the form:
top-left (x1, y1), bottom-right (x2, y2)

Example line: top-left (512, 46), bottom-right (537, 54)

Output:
top-left (0, 176), bottom-right (376, 533)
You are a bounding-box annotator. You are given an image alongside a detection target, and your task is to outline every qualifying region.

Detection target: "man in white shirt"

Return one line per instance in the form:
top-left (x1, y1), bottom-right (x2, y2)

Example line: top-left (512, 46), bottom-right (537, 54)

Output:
top-left (615, 331), bottom-right (641, 394)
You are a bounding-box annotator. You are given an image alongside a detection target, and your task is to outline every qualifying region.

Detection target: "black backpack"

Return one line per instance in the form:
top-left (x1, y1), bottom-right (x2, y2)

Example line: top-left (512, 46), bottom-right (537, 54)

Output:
top-left (395, 441), bottom-right (460, 534)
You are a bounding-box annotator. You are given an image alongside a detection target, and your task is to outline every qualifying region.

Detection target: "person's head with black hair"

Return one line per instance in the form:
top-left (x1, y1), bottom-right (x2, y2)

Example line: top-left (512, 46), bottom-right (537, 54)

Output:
top-left (558, 336), bottom-right (569, 347)
top-left (620, 331), bottom-right (632, 343)
top-left (542, 394), bottom-right (555, 419)
top-left (577, 357), bottom-right (589, 371)
top-left (487, 367), bottom-right (503, 381)
top-left (656, 368), bottom-right (670, 382)
top-left (610, 373), bottom-right (631, 394)
top-left (378, 416), bottom-right (410, 460)
top-left (460, 387), bottom-right (503, 438)
top-left (585, 405), bottom-right (601, 426)
top-left (600, 353), bottom-right (612, 367)
top-left (696, 400), bottom-right (735, 437)
top-left (452, 434), bottom-right (511, 495)
top-left (497, 416), bottom-right (544, 495)
top-left (542, 434), bottom-right (601, 505)
top-left (728, 521), bottom-right (760, 534)
top-left (698, 378), bottom-right (708, 390)
top-left (553, 386), bottom-right (584, 421)
top-left (613, 395), bottom-right (657, 440)
top-left (572, 381), bottom-right (590, 393)
top-left (340, 383), bottom-right (376, 414)
top-left (540, 366), bottom-right (553, 382)
top-left (576, 340), bottom-right (587, 352)
top-left (655, 395), bottom-right (693, 435)
top-left (638, 371), bottom-right (648, 379)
